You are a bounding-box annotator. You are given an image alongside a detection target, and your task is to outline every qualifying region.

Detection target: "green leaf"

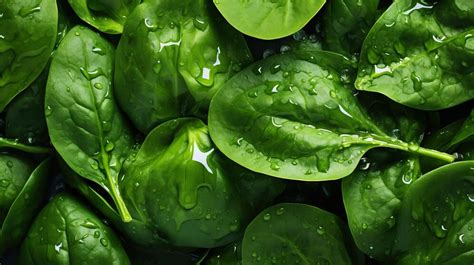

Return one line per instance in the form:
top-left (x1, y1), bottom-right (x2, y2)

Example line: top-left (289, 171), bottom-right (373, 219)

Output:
top-left (343, 152), bottom-right (420, 260)
top-left (322, 0), bottom-right (380, 56)
top-left (0, 0), bottom-right (58, 111)
top-left (4, 69), bottom-right (49, 146)
top-left (356, 0), bottom-right (474, 110)
top-left (393, 161), bottom-right (474, 264)
top-left (208, 52), bottom-right (454, 182)
top-left (214, 0), bottom-right (326, 40)
top-left (242, 203), bottom-right (364, 265)
top-left (45, 26), bottom-right (134, 222)
top-left (120, 118), bottom-right (285, 248)
top-left (17, 193), bottom-right (131, 265)
top-left (68, 0), bottom-right (140, 34)
top-left (0, 157), bottom-right (51, 255)
top-left (115, 0), bottom-right (252, 133)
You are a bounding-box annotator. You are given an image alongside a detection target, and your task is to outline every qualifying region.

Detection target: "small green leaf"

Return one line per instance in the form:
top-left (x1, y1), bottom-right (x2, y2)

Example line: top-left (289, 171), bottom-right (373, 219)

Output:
top-left (214, 0), bottom-right (326, 40)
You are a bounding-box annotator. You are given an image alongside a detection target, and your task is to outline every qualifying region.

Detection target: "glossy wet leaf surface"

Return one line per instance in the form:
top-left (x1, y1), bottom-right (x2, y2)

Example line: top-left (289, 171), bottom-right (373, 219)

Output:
top-left (68, 0), bottom-right (140, 34)
top-left (115, 0), bottom-right (252, 133)
top-left (120, 118), bottom-right (285, 248)
top-left (208, 52), bottom-right (454, 182)
top-left (0, 0), bottom-right (57, 111)
top-left (393, 161), bottom-right (474, 264)
top-left (214, 0), bottom-right (326, 40)
top-left (0, 157), bottom-right (51, 255)
top-left (242, 203), bottom-right (363, 265)
top-left (356, 0), bottom-right (474, 110)
top-left (17, 193), bottom-right (130, 265)
top-left (45, 26), bottom-right (134, 222)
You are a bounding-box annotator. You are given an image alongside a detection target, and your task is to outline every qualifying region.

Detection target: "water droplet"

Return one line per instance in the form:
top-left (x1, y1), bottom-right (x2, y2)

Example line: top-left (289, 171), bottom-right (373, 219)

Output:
top-left (408, 143), bottom-right (419, 152)
top-left (403, 2), bottom-right (433, 15)
top-left (411, 73), bottom-right (423, 92)
top-left (94, 231), bottom-right (101, 238)
top-left (465, 34), bottom-right (474, 51)
top-left (263, 213), bottom-right (271, 221)
top-left (45, 106), bottom-right (52, 116)
top-left (6, 160), bottom-right (13, 168)
top-left (316, 226), bottom-right (325, 235)
top-left (94, 83), bottom-right (103, 90)
top-left (81, 220), bottom-right (98, 229)
top-left (105, 141), bottom-right (115, 152)
top-left (18, 6), bottom-right (41, 17)
top-left (80, 67), bottom-right (104, 80)
top-left (270, 161), bottom-right (280, 171)
top-left (0, 179), bottom-right (9, 187)
top-left (247, 90), bottom-right (258, 98)
top-left (362, 223), bottom-right (368, 230)
top-left (92, 47), bottom-right (106, 55)
top-left (89, 158), bottom-right (99, 170)
top-left (54, 242), bottom-right (62, 253)
top-left (276, 207), bottom-right (285, 215)
top-left (270, 64), bottom-right (281, 74)
top-left (100, 238), bottom-right (109, 247)
top-left (359, 157), bottom-right (371, 170)
top-left (193, 17), bottom-right (208, 31)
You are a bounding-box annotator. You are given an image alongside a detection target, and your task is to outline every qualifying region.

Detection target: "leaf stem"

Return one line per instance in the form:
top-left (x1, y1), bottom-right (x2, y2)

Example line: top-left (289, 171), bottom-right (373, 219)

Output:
top-left (343, 135), bottom-right (455, 163)
top-left (101, 152), bottom-right (132, 223)
top-left (0, 137), bottom-right (51, 154)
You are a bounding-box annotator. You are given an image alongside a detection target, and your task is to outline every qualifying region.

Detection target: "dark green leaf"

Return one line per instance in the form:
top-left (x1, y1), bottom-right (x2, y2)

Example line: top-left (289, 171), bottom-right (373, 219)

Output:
top-left (208, 52), bottom-right (454, 182)
top-left (0, 0), bottom-right (58, 111)
top-left (45, 26), bottom-right (134, 222)
top-left (356, 0), bottom-right (474, 110)
top-left (115, 0), bottom-right (252, 133)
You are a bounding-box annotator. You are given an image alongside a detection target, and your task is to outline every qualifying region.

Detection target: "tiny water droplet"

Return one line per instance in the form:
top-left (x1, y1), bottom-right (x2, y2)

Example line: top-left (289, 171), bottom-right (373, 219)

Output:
top-left (263, 213), bottom-right (271, 221)
top-left (100, 238), bottom-right (109, 247)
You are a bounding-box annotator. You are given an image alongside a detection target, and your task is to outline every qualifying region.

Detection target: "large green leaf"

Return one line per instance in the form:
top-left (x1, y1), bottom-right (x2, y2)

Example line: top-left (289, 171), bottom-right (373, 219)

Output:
top-left (208, 52), bottom-right (454, 182)
top-left (45, 26), bottom-right (134, 222)
top-left (0, 0), bottom-right (57, 111)
top-left (17, 193), bottom-right (130, 265)
top-left (393, 161), bottom-right (474, 264)
top-left (115, 0), bottom-right (252, 133)
top-left (356, 0), bottom-right (474, 110)
top-left (242, 203), bottom-right (364, 264)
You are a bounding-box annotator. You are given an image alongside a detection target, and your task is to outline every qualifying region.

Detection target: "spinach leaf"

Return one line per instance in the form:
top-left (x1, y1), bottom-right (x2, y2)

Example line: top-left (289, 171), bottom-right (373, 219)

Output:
top-left (343, 152), bottom-right (420, 260)
top-left (119, 118), bottom-right (285, 248)
top-left (356, 0), bottom-right (474, 110)
top-left (208, 52), bottom-right (454, 182)
top-left (213, 0), bottom-right (326, 40)
top-left (115, 0), bottom-right (252, 133)
top-left (393, 161), bottom-right (474, 264)
top-left (322, 0), bottom-right (380, 56)
top-left (342, 95), bottom-right (425, 260)
top-left (242, 203), bottom-right (364, 264)
top-left (61, 160), bottom-right (169, 248)
top-left (0, 0), bottom-right (58, 111)
top-left (68, 0), bottom-right (140, 34)
top-left (0, 156), bottom-right (51, 255)
top-left (4, 69), bottom-right (49, 146)
top-left (45, 26), bottom-right (134, 222)
top-left (17, 193), bottom-right (131, 265)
